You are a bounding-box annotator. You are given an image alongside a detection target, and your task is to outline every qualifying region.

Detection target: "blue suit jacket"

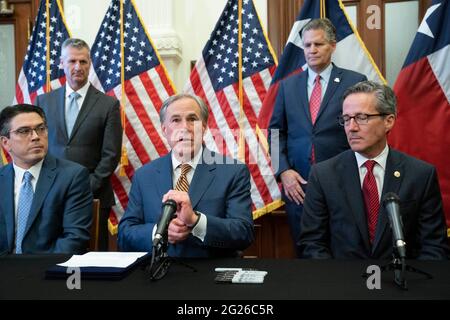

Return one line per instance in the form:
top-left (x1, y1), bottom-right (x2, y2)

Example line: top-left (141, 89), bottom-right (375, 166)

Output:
top-left (0, 155), bottom-right (93, 254)
top-left (269, 65), bottom-right (367, 180)
top-left (299, 149), bottom-right (449, 260)
top-left (118, 149), bottom-right (254, 257)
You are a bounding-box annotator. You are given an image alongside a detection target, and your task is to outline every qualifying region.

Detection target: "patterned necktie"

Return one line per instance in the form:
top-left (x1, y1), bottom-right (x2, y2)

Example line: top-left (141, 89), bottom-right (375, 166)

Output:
top-left (16, 171), bottom-right (34, 254)
top-left (310, 75), bottom-right (322, 163)
top-left (66, 91), bottom-right (81, 136)
top-left (362, 160), bottom-right (379, 244)
top-left (175, 164), bottom-right (191, 192)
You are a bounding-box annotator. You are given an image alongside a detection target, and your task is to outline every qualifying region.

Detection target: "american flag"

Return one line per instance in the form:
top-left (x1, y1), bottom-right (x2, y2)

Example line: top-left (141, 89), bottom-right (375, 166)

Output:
top-left (185, 0), bottom-right (282, 218)
top-left (258, 0), bottom-right (385, 129)
top-left (89, 0), bottom-right (175, 233)
top-left (14, 0), bottom-right (70, 104)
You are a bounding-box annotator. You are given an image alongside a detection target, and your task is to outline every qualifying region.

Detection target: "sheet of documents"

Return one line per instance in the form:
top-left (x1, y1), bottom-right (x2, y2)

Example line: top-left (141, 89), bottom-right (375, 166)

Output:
top-left (57, 252), bottom-right (147, 268)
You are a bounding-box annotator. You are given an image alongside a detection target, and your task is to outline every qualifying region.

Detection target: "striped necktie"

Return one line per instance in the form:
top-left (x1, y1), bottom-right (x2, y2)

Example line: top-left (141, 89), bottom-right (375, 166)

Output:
top-left (175, 164), bottom-right (191, 192)
top-left (362, 160), bottom-right (379, 243)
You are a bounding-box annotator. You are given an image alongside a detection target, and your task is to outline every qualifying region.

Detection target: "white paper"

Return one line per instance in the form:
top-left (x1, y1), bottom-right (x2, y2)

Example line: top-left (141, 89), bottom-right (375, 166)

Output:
top-left (57, 252), bottom-right (147, 268)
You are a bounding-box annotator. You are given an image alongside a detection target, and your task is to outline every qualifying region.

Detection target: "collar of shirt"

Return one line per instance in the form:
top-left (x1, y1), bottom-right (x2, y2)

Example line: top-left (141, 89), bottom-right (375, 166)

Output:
top-left (307, 63), bottom-right (333, 99)
top-left (171, 146), bottom-right (203, 186)
top-left (65, 82), bottom-right (90, 111)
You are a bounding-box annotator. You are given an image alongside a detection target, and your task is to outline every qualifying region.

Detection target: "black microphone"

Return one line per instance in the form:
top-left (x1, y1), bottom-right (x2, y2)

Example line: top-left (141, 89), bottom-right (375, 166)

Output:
top-left (382, 192), bottom-right (406, 258)
top-left (153, 199), bottom-right (177, 247)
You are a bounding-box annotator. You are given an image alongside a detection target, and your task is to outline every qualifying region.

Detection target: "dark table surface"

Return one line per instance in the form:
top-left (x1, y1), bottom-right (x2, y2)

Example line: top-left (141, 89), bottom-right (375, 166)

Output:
top-left (1, 254), bottom-right (449, 300)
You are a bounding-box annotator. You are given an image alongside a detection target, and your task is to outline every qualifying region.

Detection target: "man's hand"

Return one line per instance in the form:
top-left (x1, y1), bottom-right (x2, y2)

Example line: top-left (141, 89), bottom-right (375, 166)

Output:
top-left (162, 190), bottom-right (199, 243)
top-left (280, 169), bottom-right (307, 205)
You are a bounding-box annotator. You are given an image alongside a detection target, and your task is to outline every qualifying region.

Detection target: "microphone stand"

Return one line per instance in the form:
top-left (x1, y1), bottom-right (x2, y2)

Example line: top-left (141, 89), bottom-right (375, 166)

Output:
top-left (380, 247), bottom-right (433, 290)
top-left (145, 235), bottom-right (197, 281)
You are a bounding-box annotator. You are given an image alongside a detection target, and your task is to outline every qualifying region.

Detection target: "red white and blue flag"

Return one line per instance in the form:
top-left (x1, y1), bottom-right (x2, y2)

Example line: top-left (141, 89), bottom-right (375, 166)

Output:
top-left (185, 0), bottom-right (282, 218)
top-left (258, 0), bottom-right (384, 129)
top-left (389, 0), bottom-right (450, 228)
top-left (13, 0), bottom-right (70, 104)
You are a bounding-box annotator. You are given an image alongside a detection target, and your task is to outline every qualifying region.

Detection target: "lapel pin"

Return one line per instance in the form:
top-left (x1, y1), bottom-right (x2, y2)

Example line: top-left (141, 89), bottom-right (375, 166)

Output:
top-left (334, 77), bottom-right (340, 83)
top-left (394, 171), bottom-right (401, 178)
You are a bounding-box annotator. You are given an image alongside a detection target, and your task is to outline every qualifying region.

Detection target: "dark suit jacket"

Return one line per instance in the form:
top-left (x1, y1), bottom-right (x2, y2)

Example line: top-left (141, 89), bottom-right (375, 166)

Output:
top-left (118, 148), bottom-right (254, 257)
top-left (269, 65), bottom-right (367, 180)
top-left (35, 85), bottom-right (122, 208)
top-left (299, 148), bottom-right (449, 260)
top-left (0, 155), bottom-right (93, 254)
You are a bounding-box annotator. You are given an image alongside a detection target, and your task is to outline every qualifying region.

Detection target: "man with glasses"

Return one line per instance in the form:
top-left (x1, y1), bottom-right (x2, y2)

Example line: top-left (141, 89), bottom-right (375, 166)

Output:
top-left (298, 81), bottom-right (449, 259)
top-left (0, 104), bottom-right (93, 254)
top-left (268, 19), bottom-right (367, 256)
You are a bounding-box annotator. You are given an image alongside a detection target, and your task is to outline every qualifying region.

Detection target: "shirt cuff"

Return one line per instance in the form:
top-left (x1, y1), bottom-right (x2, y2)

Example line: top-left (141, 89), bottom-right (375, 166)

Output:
top-left (191, 211), bottom-right (206, 241)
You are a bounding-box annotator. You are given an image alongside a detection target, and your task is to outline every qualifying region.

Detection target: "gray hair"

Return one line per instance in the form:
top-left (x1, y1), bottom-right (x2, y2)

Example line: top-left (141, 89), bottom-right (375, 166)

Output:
top-left (343, 80), bottom-right (397, 116)
top-left (159, 93), bottom-right (209, 124)
top-left (61, 38), bottom-right (90, 55)
top-left (301, 18), bottom-right (336, 43)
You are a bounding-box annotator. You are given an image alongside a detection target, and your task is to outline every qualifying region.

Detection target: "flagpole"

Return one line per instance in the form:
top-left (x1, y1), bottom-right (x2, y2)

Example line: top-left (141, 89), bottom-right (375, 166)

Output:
top-left (119, 0), bottom-right (128, 176)
top-left (237, 0), bottom-right (245, 163)
top-left (45, 0), bottom-right (51, 91)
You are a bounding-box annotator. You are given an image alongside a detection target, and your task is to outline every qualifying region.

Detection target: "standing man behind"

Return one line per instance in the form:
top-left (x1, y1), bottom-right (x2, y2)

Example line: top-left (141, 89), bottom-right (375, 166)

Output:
top-left (299, 81), bottom-right (449, 259)
top-left (0, 104), bottom-right (92, 254)
top-left (35, 38), bottom-right (123, 251)
top-left (269, 18), bottom-right (367, 256)
top-left (118, 94), bottom-right (254, 257)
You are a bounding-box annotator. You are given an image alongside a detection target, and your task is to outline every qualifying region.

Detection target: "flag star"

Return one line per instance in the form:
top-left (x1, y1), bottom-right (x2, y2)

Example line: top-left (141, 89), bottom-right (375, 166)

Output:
top-left (115, 72), bottom-right (120, 78)
top-left (146, 55), bottom-right (152, 61)
top-left (417, 3), bottom-right (441, 38)
top-left (31, 71), bottom-right (36, 77)
top-left (108, 68), bottom-right (113, 74)
top-left (56, 31), bottom-right (63, 38)
top-left (36, 41), bottom-right (42, 48)
top-left (38, 75), bottom-right (43, 81)
top-left (99, 65), bottom-right (106, 71)
top-left (40, 22), bottom-right (46, 28)
top-left (220, 44), bottom-right (225, 50)
top-left (249, 37), bottom-right (255, 44)
top-left (216, 30), bottom-right (221, 36)
top-left (223, 34), bottom-right (228, 41)
top-left (136, 60), bottom-right (142, 66)
top-left (218, 76), bottom-right (223, 83)
top-left (49, 59), bottom-right (54, 65)
top-left (140, 41), bottom-right (146, 47)
top-left (251, 61), bottom-right (258, 67)
top-left (51, 49), bottom-right (57, 55)
top-left (212, 39), bottom-right (218, 46)
top-left (106, 35), bottom-right (112, 41)
top-left (255, 51), bottom-right (261, 58)
top-left (113, 49), bottom-right (117, 55)
top-left (224, 57), bottom-right (229, 64)
top-left (104, 45), bottom-right (110, 51)
top-left (228, 70), bottom-right (234, 77)
top-left (209, 49), bottom-right (214, 55)
top-left (243, 56), bottom-right (249, 63)
top-left (102, 55), bottom-right (107, 61)
top-left (244, 22), bottom-right (250, 29)
top-left (51, 16), bottom-right (57, 23)
top-left (113, 5), bottom-right (118, 11)
top-left (230, 38), bottom-right (235, 44)
top-left (127, 56), bottom-right (133, 62)
top-left (125, 22), bottom-right (130, 28)
top-left (126, 65), bottom-right (132, 71)
top-left (110, 58), bottom-right (115, 65)
top-left (94, 52), bottom-right (100, 57)
top-left (138, 50), bottom-right (144, 56)
top-left (242, 32), bottom-right (247, 38)
top-left (106, 78), bottom-right (111, 84)
top-left (263, 56), bottom-right (270, 63)
top-left (252, 28), bottom-right (258, 34)
top-left (231, 61), bottom-right (237, 68)
top-left (213, 63), bottom-right (219, 69)
top-left (38, 31), bottom-right (45, 38)
top-left (227, 47), bottom-right (232, 54)
top-left (127, 13), bottom-right (132, 19)
top-left (131, 36), bottom-right (137, 42)
top-left (221, 67), bottom-right (226, 73)
top-left (30, 81), bottom-right (35, 87)
top-left (248, 13), bottom-right (253, 20)
top-left (258, 43), bottom-right (263, 49)
top-left (133, 27), bottom-right (139, 33)
top-left (129, 45), bottom-right (135, 52)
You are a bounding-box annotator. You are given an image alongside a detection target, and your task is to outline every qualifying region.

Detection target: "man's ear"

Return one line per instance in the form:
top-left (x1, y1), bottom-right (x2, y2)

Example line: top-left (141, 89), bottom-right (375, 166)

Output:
top-left (385, 114), bottom-right (396, 133)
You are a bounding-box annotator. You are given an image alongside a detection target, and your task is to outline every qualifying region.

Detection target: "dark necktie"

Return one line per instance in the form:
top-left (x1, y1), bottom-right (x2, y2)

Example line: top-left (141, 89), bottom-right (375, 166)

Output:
top-left (16, 171), bottom-right (34, 253)
top-left (175, 164), bottom-right (191, 192)
top-left (362, 160), bottom-right (379, 243)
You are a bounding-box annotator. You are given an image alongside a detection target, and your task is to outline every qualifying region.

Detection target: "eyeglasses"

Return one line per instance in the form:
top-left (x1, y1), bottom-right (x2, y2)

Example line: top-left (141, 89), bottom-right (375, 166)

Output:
top-left (9, 124), bottom-right (48, 138)
top-left (338, 113), bottom-right (388, 126)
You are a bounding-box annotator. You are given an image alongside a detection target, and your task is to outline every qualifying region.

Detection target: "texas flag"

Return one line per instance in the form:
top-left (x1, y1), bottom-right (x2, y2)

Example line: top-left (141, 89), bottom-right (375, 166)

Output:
top-left (258, 0), bottom-right (384, 129)
top-left (389, 0), bottom-right (450, 228)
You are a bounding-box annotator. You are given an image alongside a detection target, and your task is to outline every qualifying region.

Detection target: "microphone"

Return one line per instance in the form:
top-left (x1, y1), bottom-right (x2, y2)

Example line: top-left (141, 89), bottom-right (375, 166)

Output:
top-left (382, 192), bottom-right (406, 258)
top-left (153, 199), bottom-right (177, 247)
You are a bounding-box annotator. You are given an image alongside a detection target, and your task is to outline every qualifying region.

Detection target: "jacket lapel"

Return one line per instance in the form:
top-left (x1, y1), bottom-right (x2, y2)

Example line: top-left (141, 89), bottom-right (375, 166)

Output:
top-left (372, 149), bottom-right (404, 252)
top-left (316, 64), bottom-right (342, 122)
top-left (189, 149), bottom-right (215, 209)
top-left (56, 87), bottom-right (69, 141)
top-left (69, 85), bottom-right (99, 140)
top-left (340, 151), bottom-right (372, 251)
top-left (156, 153), bottom-right (174, 200)
top-left (0, 165), bottom-right (15, 251)
top-left (298, 72), bottom-right (312, 123)
top-left (24, 155), bottom-right (57, 236)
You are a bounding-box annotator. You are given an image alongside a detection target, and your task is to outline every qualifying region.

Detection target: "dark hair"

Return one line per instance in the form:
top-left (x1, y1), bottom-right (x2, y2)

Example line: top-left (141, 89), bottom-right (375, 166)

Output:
top-left (159, 93), bottom-right (209, 124)
top-left (301, 18), bottom-right (336, 43)
top-left (0, 104), bottom-right (47, 137)
top-left (343, 80), bottom-right (397, 116)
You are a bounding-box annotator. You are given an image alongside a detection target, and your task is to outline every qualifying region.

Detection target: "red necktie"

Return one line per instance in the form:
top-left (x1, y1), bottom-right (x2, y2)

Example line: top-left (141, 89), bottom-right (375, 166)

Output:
top-left (362, 160), bottom-right (379, 243)
top-left (310, 75), bottom-right (321, 163)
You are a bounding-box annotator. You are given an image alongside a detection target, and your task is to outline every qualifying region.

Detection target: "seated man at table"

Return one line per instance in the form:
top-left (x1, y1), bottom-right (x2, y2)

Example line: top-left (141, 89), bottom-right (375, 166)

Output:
top-left (298, 81), bottom-right (449, 260)
top-left (118, 93), bottom-right (254, 257)
top-left (0, 104), bottom-right (93, 254)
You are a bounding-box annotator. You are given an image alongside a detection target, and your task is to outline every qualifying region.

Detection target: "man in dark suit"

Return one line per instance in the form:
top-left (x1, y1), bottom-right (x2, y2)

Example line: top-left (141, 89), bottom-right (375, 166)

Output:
top-left (299, 81), bottom-right (449, 259)
top-left (35, 38), bottom-right (122, 251)
top-left (118, 94), bottom-right (254, 257)
top-left (269, 18), bottom-right (367, 255)
top-left (0, 104), bottom-right (92, 254)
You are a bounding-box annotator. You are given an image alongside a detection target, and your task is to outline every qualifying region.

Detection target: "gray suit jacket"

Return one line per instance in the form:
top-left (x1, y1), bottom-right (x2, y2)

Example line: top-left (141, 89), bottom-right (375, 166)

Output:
top-left (0, 155), bottom-right (93, 254)
top-left (299, 148), bottom-right (449, 260)
top-left (35, 85), bottom-right (122, 208)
